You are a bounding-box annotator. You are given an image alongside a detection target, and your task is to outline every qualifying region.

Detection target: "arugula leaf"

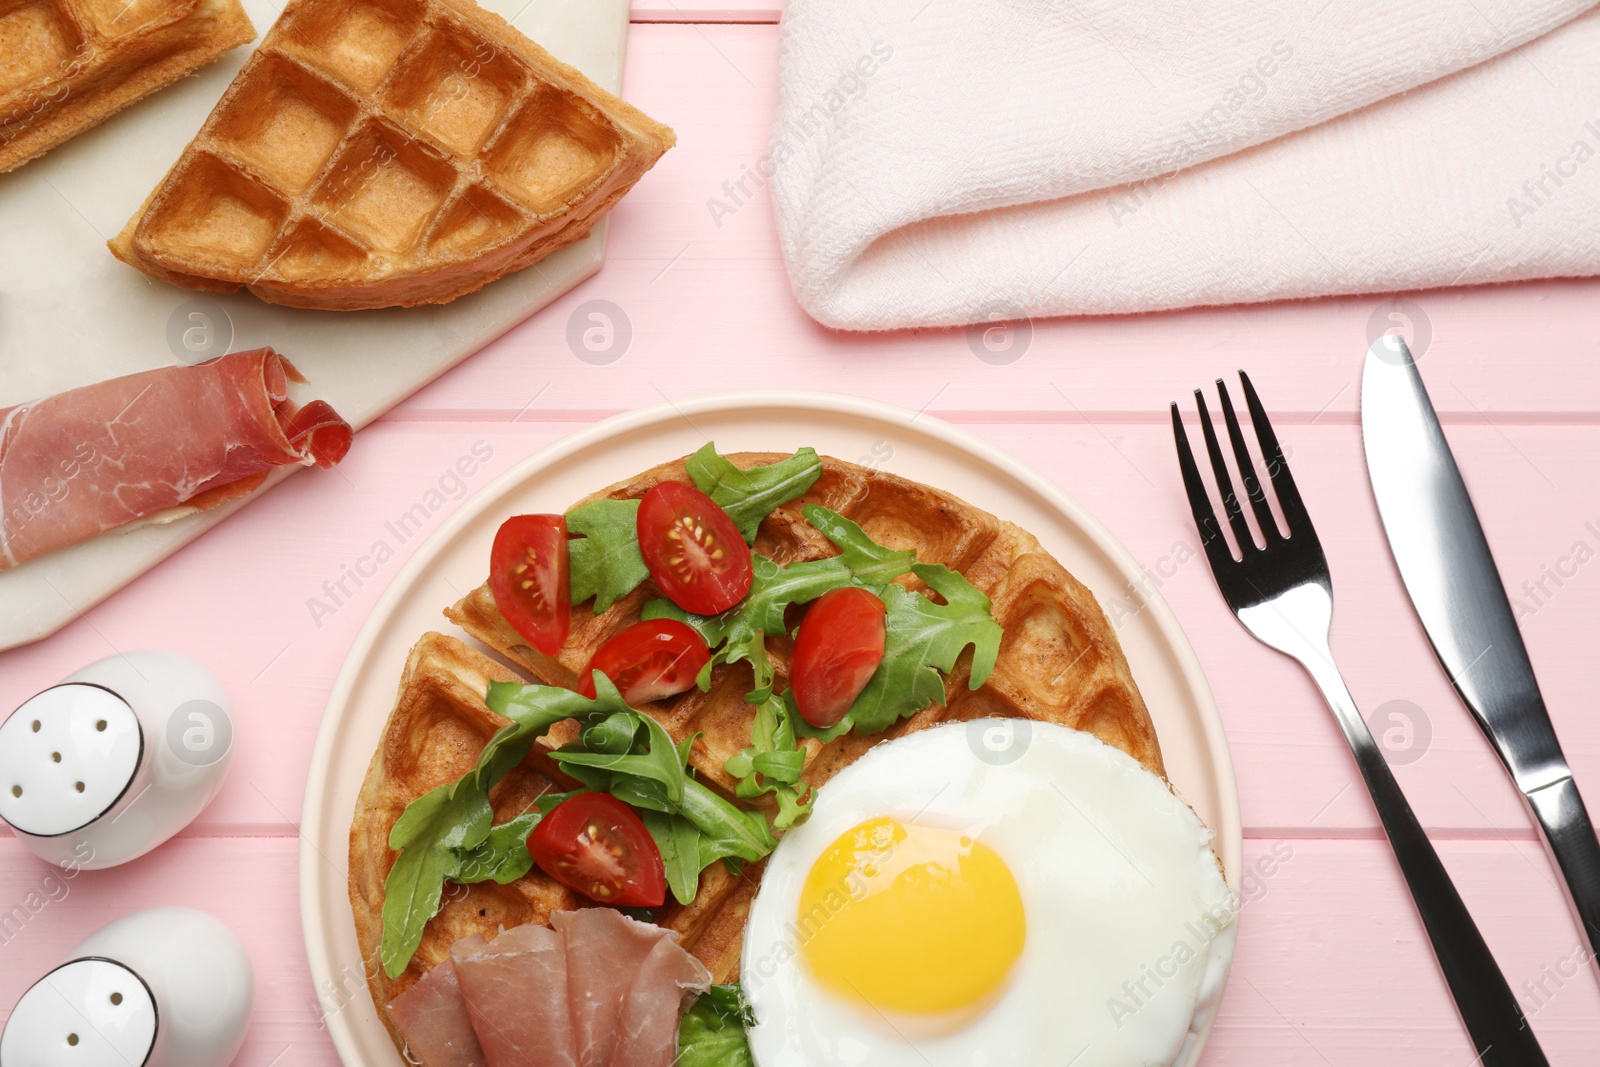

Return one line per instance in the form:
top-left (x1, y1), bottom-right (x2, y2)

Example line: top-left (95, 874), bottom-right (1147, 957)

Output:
top-left (678, 776), bottom-right (779, 861)
top-left (677, 985), bottom-right (755, 1067)
top-left (381, 679), bottom-right (633, 978)
top-left (451, 811), bottom-right (540, 885)
top-left (724, 696), bottom-right (812, 829)
top-left (688, 444), bottom-right (823, 544)
top-left (643, 810), bottom-right (703, 906)
top-left (567, 498), bottom-right (648, 611)
top-left (445, 784), bottom-right (582, 886)
top-left (801, 505), bottom-right (916, 592)
top-left (551, 703), bottom-right (688, 805)
top-left (842, 563), bottom-right (1003, 736)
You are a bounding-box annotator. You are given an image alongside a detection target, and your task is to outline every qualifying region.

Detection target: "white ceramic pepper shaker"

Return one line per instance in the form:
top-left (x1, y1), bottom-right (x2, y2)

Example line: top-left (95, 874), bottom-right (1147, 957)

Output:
top-left (0, 907), bottom-right (254, 1066)
top-left (0, 650), bottom-right (234, 869)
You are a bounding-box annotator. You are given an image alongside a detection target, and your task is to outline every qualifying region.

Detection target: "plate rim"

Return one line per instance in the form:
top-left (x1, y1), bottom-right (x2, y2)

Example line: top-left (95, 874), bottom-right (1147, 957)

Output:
top-left (299, 389), bottom-right (1241, 1066)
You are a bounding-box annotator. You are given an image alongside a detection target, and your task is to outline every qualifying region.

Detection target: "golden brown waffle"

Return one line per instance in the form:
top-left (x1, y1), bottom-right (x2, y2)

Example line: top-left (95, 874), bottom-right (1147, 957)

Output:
top-left (109, 0), bottom-right (674, 309)
top-left (0, 0), bottom-right (254, 173)
top-left (352, 455), bottom-right (1164, 1060)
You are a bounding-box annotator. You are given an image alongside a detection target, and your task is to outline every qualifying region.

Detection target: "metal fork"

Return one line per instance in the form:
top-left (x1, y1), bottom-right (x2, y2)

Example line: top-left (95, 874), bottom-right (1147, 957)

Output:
top-left (1172, 372), bottom-right (1547, 1066)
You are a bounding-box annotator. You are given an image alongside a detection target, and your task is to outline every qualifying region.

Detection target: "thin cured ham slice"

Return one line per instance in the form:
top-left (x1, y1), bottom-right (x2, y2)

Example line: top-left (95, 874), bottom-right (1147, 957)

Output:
top-left (395, 912), bottom-right (713, 1067)
top-left (610, 934), bottom-right (713, 1067)
top-left (0, 348), bottom-right (351, 569)
top-left (452, 925), bottom-right (578, 1067)
top-left (554, 909), bottom-right (707, 1067)
top-left (387, 958), bottom-right (487, 1067)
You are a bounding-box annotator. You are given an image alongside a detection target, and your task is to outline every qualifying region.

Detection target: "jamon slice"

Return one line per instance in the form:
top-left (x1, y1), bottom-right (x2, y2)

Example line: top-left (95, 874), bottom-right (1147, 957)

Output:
top-left (388, 958), bottom-right (487, 1067)
top-left (107, 0), bottom-right (675, 309)
top-left (452, 924), bottom-right (577, 1067)
top-left (0, 349), bottom-right (351, 569)
top-left (553, 909), bottom-right (710, 1067)
top-left (397, 913), bottom-right (712, 1067)
top-left (612, 935), bottom-right (713, 1066)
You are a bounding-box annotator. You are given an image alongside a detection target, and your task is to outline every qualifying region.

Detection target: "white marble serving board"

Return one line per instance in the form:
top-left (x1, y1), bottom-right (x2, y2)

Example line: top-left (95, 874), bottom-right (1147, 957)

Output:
top-left (0, 0), bottom-right (630, 651)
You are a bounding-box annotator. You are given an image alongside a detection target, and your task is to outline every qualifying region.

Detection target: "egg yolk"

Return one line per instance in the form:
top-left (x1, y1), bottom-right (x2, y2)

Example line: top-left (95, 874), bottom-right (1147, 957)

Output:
top-left (796, 817), bottom-right (1026, 1017)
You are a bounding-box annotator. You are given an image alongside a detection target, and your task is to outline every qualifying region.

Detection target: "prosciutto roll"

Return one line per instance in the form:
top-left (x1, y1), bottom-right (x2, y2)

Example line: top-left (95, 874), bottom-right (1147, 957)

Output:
top-left (0, 349), bottom-right (351, 569)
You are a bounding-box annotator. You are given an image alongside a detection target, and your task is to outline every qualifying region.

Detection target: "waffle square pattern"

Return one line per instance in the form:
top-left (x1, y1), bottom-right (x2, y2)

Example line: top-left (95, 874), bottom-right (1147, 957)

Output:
top-left (109, 0), bottom-right (674, 309)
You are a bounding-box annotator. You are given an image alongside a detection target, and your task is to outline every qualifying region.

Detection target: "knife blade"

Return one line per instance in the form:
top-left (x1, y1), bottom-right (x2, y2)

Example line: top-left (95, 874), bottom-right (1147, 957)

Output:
top-left (1361, 336), bottom-right (1600, 980)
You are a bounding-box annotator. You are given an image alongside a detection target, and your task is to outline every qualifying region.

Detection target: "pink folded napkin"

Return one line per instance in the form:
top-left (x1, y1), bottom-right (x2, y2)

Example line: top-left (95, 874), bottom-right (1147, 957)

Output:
top-left (769, 0), bottom-right (1600, 329)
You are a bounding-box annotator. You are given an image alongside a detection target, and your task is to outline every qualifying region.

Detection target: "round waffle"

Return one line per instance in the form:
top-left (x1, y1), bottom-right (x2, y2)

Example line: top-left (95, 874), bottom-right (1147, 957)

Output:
top-left (350, 453), bottom-right (1164, 1055)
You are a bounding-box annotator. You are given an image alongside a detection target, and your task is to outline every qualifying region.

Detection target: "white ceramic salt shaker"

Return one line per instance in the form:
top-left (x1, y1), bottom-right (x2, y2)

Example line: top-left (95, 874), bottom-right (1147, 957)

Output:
top-left (0, 907), bottom-right (254, 1067)
top-left (0, 651), bottom-right (234, 870)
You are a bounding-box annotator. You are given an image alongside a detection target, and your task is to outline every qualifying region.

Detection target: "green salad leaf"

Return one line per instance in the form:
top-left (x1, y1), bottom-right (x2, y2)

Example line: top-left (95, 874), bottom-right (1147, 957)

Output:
top-left (567, 498), bottom-right (649, 612)
top-left (799, 504), bottom-right (916, 592)
top-left (643, 810), bottom-right (703, 906)
top-left (688, 443), bottom-right (823, 544)
top-left (723, 695), bottom-right (811, 829)
top-left (677, 985), bottom-right (755, 1067)
top-left (449, 811), bottom-right (540, 885)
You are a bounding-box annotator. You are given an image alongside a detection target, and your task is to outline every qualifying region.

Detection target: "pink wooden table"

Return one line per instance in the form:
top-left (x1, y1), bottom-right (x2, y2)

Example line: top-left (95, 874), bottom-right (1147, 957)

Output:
top-left (4, 4), bottom-right (1600, 1063)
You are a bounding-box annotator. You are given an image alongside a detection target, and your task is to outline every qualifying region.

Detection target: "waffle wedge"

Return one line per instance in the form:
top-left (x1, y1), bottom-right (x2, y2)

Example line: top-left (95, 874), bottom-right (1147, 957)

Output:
top-left (351, 455), bottom-right (1164, 1057)
top-left (109, 0), bottom-right (674, 309)
top-left (0, 0), bottom-right (254, 173)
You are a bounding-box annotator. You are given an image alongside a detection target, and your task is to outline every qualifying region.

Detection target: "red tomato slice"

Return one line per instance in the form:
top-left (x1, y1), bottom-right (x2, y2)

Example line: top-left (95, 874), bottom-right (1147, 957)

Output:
top-left (489, 515), bottom-right (570, 656)
top-left (527, 793), bottom-right (666, 907)
top-left (636, 482), bottom-right (753, 615)
top-left (578, 619), bottom-right (711, 704)
top-left (790, 586), bottom-right (887, 729)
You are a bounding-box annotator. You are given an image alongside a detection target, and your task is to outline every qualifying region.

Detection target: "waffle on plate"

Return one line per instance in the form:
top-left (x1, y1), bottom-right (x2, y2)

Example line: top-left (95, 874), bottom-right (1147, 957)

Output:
top-left (350, 452), bottom-right (1164, 1046)
top-left (109, 0), bottom-right (674, 309)
top-left (0, 0), bottom-right (254, 172)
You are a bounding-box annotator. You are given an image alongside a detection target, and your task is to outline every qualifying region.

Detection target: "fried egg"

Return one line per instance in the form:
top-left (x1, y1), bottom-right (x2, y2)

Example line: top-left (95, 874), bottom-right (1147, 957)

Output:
top-left (741, 720), bottom-right (1236, 1067)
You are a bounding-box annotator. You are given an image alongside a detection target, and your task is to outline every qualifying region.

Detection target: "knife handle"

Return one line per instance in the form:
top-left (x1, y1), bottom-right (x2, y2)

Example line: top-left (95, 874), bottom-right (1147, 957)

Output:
top-left (1295, 654), bottom-right (1549, 1065)
top-left (1527, 776), bottom-right (1600, 977)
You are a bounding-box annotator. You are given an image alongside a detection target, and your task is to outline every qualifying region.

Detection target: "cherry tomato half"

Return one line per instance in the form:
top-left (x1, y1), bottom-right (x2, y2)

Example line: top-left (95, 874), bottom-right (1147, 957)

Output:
top-left (578, 618), bottom-right (711, 704)
top-left (489, 514), bottom-right (570, 656)
top-left (790, 586), bottom-right (887, 729)
top-left (636, 482), bottom-right (753, 615)
top-left (527, 793), bottom-right (666, 907)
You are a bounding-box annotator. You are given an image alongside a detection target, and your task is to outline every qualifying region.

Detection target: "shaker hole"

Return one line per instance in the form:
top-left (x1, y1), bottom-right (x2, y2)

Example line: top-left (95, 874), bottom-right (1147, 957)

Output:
top-left (67, 1033), bottom-right (79, 1046)
top-left (51, 753), bottom-right (61, 763)
top-left (31, 720), bottom-right (41, 732)
top-left (110, 992), bottom-right (123, 1006)
top-left (74, 782), bottom-right (85, 793)
top-left (96, 721), bottom-right (107, 732)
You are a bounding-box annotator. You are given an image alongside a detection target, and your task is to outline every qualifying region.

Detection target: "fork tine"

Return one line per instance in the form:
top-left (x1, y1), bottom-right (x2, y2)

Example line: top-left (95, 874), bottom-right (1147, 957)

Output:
top-left (1195, 388), bottom-right (1255, 554)
top-left (1238, 371), bottom-right (1313, 535)
top-left (1217, 378), bottom-right (1282, 543)
top-left (1170, 402), bottom-right (1237, 574)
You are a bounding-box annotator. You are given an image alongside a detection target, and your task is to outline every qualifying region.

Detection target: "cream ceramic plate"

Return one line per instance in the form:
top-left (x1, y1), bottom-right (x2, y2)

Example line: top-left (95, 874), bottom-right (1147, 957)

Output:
top-left (299, 392), bottom-right (1242, 1066)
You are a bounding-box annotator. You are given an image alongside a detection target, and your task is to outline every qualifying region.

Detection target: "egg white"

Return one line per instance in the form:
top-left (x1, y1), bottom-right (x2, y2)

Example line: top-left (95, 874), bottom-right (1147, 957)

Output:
top-left (741, 719), bottom-right (1236, 1067)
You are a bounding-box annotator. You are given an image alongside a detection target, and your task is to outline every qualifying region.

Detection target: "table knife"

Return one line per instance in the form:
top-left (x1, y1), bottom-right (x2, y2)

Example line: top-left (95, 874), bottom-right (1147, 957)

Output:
top-left (1361, 337), bottom-right (1600, 981)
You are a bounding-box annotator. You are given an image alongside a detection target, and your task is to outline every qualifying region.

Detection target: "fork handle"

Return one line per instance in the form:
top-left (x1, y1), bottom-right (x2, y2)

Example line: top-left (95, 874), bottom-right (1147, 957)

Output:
top-left (1301, 656), bottom-right (1549, 1066)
